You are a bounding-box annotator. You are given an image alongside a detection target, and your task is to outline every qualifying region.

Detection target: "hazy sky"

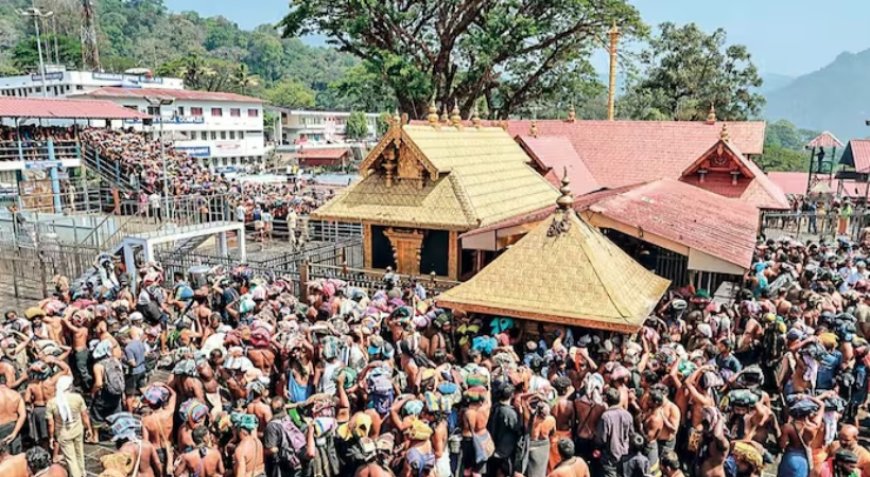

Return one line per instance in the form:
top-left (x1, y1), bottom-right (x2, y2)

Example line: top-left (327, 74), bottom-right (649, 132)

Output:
top-left (165, 0), bottom-right (870, 77)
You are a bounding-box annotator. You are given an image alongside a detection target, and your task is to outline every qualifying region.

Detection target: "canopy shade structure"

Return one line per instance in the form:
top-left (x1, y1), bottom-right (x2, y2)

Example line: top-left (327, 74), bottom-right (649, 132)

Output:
top-left (437, 173), bottom-right (670, 334)
top-left (0, 97), bottom-right (151, 120)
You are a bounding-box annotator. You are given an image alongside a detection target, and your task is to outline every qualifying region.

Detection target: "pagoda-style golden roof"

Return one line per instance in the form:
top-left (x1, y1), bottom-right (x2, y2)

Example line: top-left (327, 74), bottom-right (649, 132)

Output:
top-left (437, 175), bottom-right (670, 333)
top-left (312, 122), bottom-right (559, 230)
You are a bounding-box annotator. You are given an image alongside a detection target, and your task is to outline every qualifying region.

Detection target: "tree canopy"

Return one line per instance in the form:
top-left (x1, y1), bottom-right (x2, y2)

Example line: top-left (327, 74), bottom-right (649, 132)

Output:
top-left (757, 119), bottom-right (820, 172)
top-left (281, 0), bottom-right (643, 119)
top-left (345, 111), bottom-right (370, 140)
top-left (620, 22), bottom-right (764, 121)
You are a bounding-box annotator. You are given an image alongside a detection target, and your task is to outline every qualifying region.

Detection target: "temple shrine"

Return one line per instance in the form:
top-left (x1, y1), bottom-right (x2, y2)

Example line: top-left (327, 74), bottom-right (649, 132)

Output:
top-left (312, 107), bottom-right (559, 279)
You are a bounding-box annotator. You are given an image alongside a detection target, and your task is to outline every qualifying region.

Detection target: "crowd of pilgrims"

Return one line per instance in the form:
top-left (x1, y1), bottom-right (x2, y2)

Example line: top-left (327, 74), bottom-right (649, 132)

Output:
top-left (0, 235), bottom-right (868, 477)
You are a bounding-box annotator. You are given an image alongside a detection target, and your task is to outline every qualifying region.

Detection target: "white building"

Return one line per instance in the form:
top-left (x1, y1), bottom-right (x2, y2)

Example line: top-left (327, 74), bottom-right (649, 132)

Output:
top-left (0, 66), bottom-right (183, 98)
top-left (273, 108), bottom-right (380, 145)
top-left (72, 87), bottom-right (266, 167)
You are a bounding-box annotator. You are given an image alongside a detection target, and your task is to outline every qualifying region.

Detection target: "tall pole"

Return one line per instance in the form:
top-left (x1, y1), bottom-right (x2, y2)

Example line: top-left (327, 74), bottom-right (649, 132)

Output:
top-left (25, 10), bottom-right (49, 97)
top-left (607, 21), bottom-right (620, 121)
top-left (51, 16), bottom-right (59, 65)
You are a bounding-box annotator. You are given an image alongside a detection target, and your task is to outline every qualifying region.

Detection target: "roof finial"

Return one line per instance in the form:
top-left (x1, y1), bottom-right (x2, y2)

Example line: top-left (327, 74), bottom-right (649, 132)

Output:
top-left (720, 123), bottom-right (730, 142)
top-left (706, 102), bottom-right (717, 125)
top-left (567, 103), bottom-right (576, 123)
top-left (450, 103), bottom-right (462, 127)
top-left (530, 119), bottom-right (538, 138)
top-left (392, 109), bottom-right (401, 127)
top-left (427, 97), bottom-right (439, 127)
top-left (471, 105), bottom-right (481, 128)
top-left (556, 166), bottom-right (574, 210)
top-left (440, 105), bottom-right (449, 124)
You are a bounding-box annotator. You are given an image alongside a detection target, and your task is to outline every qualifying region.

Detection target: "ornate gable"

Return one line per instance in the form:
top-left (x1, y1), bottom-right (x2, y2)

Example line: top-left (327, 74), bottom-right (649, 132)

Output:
top-left (681, 139), bottom-right (754, 186)
top-left (358, 120), bottom-right (439, 188)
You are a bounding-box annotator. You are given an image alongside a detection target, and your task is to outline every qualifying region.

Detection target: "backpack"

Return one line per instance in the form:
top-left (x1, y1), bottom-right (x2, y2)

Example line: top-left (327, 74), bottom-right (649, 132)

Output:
top-left (104, 358), bottom-right (126, 395)
top-left (275, 417), bottom-right (307, 468)
top-left (367, 372), bottom-right (395, 416)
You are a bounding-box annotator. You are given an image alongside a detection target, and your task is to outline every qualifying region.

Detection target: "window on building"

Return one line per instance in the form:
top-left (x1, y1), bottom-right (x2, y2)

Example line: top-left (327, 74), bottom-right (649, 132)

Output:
top-left (230, 108), bottom-right (241, 117)
top-left (200, 131), bottom-right (208, 140)
top-left (247, 109), bottom-right (259, 118)
top-left (75, 85), bottom-right (84, 90)
top-left (220, 131), bottom-right (227, 140)
top-left (239, 131), bottom-right (245, 139)
top-left (177, 106), bottom-right (185, 116)
top-left (191, 107), bottom-right (203, 116)
top-left (211, 107), bottom-right (223, 117)
top-left (229, 131), bottom-right (236, 139)
top-left (147, 106), bottom-right (160, 116)
top-left (210, 131), bottom-right (217, 140)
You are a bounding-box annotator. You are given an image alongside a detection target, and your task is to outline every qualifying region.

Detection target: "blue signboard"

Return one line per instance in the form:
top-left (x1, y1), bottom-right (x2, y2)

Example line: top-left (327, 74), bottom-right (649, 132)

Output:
top-left (25, 161), bottom-right (63, 170)
top-left (123, 116), bottom-right (205, 125)
top-left (30, 72), bottom-right (64, 81)
top-left (174, 146), bottom-right (211, 158)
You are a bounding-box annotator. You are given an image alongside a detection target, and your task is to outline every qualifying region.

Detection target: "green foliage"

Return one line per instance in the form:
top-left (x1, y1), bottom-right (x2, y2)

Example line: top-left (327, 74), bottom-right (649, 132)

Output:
top-left (621, 22), bottom-right (764, 121)
top-left (2, 0), bottom-right (385, 111)
top-left (263, 79), bottom-right (316, 109)
top-left (12, 34), bottom-right (82, 71)
top-left (376, 113), bottom-right (392, 137)
top-left (758, 145), bottom-right (810, 172)
top-left (281, 0), bottom-right (644, 118)
top-left (759, 119), bottom-right (819, 172)
top-left (345, 111), bottom-right (370, 140)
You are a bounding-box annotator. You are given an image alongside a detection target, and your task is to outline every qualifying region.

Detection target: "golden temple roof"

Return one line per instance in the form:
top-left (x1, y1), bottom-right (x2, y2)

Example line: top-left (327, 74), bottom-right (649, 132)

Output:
top-left (312, 124), bottom-right (559, 230)
top-left (437, 181), bottom-right (670, 332)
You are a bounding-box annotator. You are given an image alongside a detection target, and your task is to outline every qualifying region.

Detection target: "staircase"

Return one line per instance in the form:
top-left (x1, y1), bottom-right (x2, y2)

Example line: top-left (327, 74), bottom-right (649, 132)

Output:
top-left (80, 142), bottom-right (139, 194)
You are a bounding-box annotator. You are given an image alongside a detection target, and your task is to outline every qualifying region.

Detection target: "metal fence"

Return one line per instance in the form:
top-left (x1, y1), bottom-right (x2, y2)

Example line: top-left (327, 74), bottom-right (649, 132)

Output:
top-left (0, 242), bottom-right (100, 299)
top-left (308, 263), bottom-right (460, 296)
top-left (760, 211), bottom-right (870, 242)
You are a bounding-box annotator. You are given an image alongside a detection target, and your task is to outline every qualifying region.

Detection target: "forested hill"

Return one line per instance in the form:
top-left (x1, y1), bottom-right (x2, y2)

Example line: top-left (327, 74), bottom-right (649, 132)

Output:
top-left (0, 0), bottom-right (396, 112)
top-left (765, 48), bottom-right (870, 142)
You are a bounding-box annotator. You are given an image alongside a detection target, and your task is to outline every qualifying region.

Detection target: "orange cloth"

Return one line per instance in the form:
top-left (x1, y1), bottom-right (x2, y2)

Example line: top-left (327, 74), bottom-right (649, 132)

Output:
top-left (548, 429), bottom-right (572, 473)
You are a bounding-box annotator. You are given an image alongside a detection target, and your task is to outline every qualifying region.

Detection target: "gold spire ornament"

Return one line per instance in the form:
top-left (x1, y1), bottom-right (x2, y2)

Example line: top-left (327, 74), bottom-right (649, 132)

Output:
top-left (567, 104), bottom-right (576, 122)
top-left (392, 109), bottom-right (401, 127)
top-left (427, 99), bottom-right (439, 126)
top-left (556, 167), bottom-right (574, 210)
top-left (530, 119), bottom-right (538, 138)
top-left (720, 123), bottom-right (730, 142)
top-left (548, 167), bottom-right (574, 236)
top-left (471, 106), bottom-right (481, 128)
top-left (450, 104), bottom-right (462, 127)
top-left (706, 103), bottom-right (717, 124)
top-left (440, 106), bottom-right (449, 123)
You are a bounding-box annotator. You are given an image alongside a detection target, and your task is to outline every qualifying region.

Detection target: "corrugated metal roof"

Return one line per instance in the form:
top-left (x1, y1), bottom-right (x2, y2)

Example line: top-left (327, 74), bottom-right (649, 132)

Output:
top-left (74, 87), bottom-right (263, 103)
top-left (516, 135), bottom-right (602, 195)
top-left (0, 97), bottom-right (150, 119)
top-left (840, 140), bottom-right (870, 173)
top-left (806, 131), bottom-right (844, 149)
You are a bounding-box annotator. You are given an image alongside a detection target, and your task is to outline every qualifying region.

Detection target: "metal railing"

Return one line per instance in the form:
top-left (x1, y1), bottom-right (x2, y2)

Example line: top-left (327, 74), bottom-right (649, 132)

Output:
top-left (759, 211), bottom-right (870, 241)
top-left (0, 139), bottom-right (79, 162)
top-left (308, 263), bottom-right (460, 296)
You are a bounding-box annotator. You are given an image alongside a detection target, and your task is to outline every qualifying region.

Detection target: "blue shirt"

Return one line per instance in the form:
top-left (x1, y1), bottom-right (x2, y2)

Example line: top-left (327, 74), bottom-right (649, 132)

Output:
top-left (124, 339), bottom-right (147, 375)
top-left (816, 350), bottom-right (843, 390)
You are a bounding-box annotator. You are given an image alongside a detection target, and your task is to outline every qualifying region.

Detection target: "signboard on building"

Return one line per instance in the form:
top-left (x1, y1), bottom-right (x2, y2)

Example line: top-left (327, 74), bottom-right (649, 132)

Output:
top-left (215, 142), bottom-right (241, 151)
top-left (92, 72), bottom-right (164, 84)
top-left (174, 146), bottom-right (211, 158)
top-left (30, 72), bottom-right (64, 81)
top-left (24, 161), bottom-right (63, 170)
top-left (123, 116), bottom-right (205, 125)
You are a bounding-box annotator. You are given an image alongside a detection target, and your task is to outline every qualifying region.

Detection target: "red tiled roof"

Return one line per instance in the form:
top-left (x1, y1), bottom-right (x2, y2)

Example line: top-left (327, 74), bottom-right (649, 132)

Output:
top-left (806, 131), bottom-right (844, 149)
top-left (502, 120), bottom-right (766, 189)
top-left (768, 172), bottom-right (868, 198)
top-left (587, 178), bottom-right (758, 269)
top-left (840, 140), bottom-right (870, 173)
top-left (74, 87), bottom-right (263, 103)
top-left (0, 97), bottom-right (150, 119)
top-left (516, 135), bottom-right (601, 195)
top-left (299, 148), bottom-right (350, 160)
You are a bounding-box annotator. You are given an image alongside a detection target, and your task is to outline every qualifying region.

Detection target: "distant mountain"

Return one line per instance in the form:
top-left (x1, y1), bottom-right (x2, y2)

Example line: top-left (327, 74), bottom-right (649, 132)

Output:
top-left (759, 73), bottom-right (793, 94)
top-left (764, 49), bottom-right (870, 142)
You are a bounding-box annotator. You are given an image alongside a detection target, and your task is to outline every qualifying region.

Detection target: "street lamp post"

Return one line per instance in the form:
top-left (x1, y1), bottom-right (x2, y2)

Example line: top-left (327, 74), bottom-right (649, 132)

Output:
top-left (20, 8), bottom-right (53, 98)
top-left (145, 96), bottom-right (176, 217)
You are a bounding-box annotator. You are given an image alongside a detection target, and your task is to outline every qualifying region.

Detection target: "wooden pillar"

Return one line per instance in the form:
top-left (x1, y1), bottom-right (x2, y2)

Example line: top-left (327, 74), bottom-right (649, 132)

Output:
top-left (363, 222), bottom-right (373, 269)
top-left (448, 230), bottom-right (458, 279)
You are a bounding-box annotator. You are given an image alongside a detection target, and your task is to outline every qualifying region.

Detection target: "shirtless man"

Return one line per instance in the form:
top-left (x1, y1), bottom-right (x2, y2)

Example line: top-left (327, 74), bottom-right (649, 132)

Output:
top-left (694, 408), bottom-right (729, 477)
top-left (61, 312), bottom-right (91, 390)
top-left (522, 395), bottom-right (555, 477)
top-left (233, 416), bottom-right (265, 477)
top-left (0, 441), bottom-right (26, 477)
top-left (246, 384), bottom-right (272, 438)
top-left (460, 388), bottom-right (490, 477)
top-left (24, 357), bottom-right (71, 447)
top-left (646, 384), bottom-right (680, 456)
top-left (572, 376), bottom-right (605, 462)
top-left (141, 383), bottom-right (176, 467)
top-left (550, 377), bottom-right (574, 473)
top-left (0, 374), bottom-right (26, 454)
top-left (354, 439), bottom-right (391, 477)
top-left (198, 361), bottom-right (223, 422)
top-left (546, 440), bottom-right (589, 477)
top-left (118, 435), bottom-right (162, 477)
top-left (174, 427), bottom-right (224, 477)
top-left (660, 452), bottom-right (684, 477)
top-left (25, 447), bottom-right (67, 477)
top-left (247, 343), bottom-right (276, 377)
top-left (684, 365), bottom-right (717, 455)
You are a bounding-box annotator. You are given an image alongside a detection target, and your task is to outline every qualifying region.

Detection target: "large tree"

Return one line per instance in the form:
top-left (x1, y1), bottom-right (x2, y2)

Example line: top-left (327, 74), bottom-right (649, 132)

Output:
top-left (345, 111), bottom-right (370, 140)
top-left (620, 22), bottom-right (764, 121)
top-left (280, 0), bottom-right (642, 119)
